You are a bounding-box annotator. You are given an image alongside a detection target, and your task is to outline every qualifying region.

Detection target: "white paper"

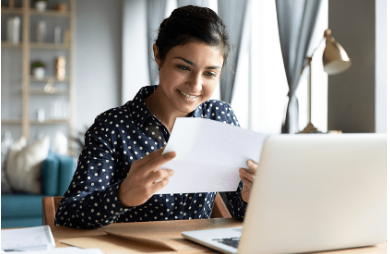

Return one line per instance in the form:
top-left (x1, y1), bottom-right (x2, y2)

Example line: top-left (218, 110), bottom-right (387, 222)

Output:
top-left (156, 118), bottom-right (267, 194)
top-left (0, 247), bottom-right (105, 254)
top-left (1, 225), bottom-right (55, 251)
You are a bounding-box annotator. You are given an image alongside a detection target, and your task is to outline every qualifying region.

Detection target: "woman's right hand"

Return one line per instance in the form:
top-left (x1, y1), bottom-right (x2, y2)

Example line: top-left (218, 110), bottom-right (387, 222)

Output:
top-left (118, 148), bottom-right (176, 207)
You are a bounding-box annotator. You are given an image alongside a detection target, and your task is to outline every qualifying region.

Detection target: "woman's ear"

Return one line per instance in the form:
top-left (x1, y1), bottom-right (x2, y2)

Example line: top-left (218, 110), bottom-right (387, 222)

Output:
top-left (153, 44), bottom-right (162, 69)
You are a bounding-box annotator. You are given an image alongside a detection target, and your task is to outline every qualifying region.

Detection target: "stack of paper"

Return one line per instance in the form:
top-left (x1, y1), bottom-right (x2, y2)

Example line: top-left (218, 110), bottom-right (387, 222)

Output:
top-left (1, 247), bottom-right (105, 254)
top-left (1, 225), bottom-right (55, 252)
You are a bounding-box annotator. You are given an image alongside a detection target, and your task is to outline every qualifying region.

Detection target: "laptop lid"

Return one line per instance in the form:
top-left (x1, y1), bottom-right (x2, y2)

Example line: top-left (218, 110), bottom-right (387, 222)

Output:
top-left (239, 134), bottom-right (387, 254)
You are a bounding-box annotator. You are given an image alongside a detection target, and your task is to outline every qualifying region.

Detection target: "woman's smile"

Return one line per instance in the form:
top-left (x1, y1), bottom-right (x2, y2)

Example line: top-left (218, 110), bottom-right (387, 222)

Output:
top-left (178, 90), bottom-right (201, 99)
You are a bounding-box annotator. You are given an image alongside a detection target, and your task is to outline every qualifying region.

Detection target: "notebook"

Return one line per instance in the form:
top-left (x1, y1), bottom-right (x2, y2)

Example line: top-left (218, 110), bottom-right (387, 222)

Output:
top-left (182, 134), bottom-right (387, 254)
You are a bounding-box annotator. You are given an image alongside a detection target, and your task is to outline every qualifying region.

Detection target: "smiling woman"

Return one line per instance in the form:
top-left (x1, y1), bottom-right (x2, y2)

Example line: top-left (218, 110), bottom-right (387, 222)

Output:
top-left (55, 5), bottom-right (258, 229)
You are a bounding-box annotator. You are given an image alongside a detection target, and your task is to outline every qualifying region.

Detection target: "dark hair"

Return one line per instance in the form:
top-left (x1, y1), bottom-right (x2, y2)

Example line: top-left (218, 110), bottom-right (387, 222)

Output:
top-left (155, 5), bottom-right (231, 68)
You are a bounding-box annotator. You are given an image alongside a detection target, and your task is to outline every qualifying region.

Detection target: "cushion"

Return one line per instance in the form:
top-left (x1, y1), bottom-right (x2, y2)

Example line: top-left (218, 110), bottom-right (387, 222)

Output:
top-left (6, 136), bottom-right (50, 194)
top-left (42, 149), bottom-right (60, 196)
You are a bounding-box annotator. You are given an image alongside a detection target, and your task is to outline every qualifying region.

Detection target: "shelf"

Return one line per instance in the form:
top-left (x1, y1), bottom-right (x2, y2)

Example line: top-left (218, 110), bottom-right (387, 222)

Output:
top-left (1, 8), bottom-right (23, 14)
top-left (1, 42), bottom-right (22, 48)
top-left (30, 119), bottom-right (70, 124)
top-left (30, 9), bottom-right (70, 17)
top-left (29, 89), bottom-right (68, 95)
top-left (30, 43), bottom-right (70, 50)
top-left (30, 76), bottom-right (70, 82)
top-left (1, 119), bottom-right (22, 124)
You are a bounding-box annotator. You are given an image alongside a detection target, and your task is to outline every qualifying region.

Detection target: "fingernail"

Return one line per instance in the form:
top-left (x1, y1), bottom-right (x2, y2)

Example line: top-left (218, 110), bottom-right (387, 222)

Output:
top-left (169, 170), bottom-right (174, 175)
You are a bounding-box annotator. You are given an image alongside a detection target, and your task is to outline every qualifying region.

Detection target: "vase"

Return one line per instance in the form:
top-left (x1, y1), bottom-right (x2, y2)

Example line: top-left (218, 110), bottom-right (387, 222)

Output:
top-left (36, 21), bottom-right (46, 43)
top-left (7, 17), bottom-right (20, 44)
top-left (33, 67), bottom-right (45, 79)
top-left (35, 1), bottom-right (47, 12)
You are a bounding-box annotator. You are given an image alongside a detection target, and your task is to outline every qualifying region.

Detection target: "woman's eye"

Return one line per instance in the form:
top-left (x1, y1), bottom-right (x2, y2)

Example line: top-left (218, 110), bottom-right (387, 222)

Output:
top-left (205, 72), bottom-right (217, 77)
top-left (178, 65), bottom-right (190, 71)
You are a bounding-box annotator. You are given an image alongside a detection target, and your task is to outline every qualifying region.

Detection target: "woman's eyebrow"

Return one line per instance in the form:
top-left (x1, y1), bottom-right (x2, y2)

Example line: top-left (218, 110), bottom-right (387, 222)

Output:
top-left (174, 57), bottom-right (221, 69)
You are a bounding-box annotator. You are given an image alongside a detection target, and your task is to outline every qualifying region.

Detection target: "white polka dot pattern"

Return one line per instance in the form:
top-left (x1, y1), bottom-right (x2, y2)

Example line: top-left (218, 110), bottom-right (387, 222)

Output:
top-left (55, 86), bottom-right (247, 229)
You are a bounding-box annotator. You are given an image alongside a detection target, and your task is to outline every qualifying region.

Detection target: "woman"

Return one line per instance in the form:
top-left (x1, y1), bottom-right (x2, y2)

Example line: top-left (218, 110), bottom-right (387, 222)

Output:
top-left (55, 5), bottom-right (257, 229)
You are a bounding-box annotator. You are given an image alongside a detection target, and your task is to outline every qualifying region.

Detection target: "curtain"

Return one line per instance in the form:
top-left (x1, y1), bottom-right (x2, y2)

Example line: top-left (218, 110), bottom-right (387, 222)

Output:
top-left (275, 0), bottom-right (322, 133)
top-left (177, 0), bottom-right (209, 7)
top-left (218, 0), bottom-right (248, 104)
top-left (147, 0), bottom-right (167, 86)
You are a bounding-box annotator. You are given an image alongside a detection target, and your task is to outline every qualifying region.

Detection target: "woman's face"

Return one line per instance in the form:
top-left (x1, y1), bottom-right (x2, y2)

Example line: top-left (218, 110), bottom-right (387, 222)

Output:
top-left (154, 42), bottom-right (224, 115)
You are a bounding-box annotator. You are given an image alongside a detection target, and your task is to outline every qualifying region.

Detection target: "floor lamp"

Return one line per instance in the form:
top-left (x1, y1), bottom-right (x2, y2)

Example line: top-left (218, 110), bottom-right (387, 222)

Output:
top-left (299, 29), bottom-right (351, 133)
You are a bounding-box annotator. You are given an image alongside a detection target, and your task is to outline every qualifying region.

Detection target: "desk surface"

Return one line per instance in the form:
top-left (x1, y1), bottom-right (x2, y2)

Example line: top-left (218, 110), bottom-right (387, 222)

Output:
top-left (18, 219), bottom-right (390, 253)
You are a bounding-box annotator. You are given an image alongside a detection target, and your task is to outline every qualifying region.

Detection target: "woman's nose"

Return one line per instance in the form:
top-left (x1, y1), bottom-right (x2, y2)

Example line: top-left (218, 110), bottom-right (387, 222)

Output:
top-left (189, 72), bottom-right (202, 91)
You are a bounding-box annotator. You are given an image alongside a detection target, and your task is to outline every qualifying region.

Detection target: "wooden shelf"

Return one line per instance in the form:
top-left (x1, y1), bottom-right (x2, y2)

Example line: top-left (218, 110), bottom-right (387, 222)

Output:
top-left (30, 76), bottom-right (70, 82)
top-left (30, 43), bottom-right (70, 50)
top-left (1, 119), bottom-right (22, 124)
top-left (1, 8), bottom-right (22, 14)
top-left (1, 42), bottom-right (22, 48)
top-left (29, 89), bottom-right (68, 95)
top-left (30, 119), bottom-right (70, 124)
top-left (2, 0), bottom-right (74, 150)
top-left (30, 9), bottom-right (70, 17)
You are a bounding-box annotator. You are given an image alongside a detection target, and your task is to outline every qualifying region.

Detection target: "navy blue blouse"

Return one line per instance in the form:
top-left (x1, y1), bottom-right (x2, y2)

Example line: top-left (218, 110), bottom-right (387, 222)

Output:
top-left (55, 85), bottom-right (248, 229)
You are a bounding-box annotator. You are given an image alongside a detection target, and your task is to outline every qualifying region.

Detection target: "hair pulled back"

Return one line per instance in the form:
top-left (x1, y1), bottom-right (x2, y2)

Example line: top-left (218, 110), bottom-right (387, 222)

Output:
top-left (155, 5), bottom-right (231, 67)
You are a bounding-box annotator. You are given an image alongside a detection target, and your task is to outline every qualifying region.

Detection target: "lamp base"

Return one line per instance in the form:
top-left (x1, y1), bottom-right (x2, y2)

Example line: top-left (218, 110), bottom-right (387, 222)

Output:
top-left (299, 122), bottom-right (322, 134)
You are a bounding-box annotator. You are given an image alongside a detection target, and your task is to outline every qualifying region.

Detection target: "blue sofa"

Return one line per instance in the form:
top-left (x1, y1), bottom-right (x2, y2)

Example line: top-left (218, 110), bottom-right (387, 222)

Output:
top-left (1, 150), bottom-right (76, 228)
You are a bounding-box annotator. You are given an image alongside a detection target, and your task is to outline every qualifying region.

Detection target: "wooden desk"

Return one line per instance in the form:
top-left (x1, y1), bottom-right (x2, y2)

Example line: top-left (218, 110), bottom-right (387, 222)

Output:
top-left (24, 219), bottom-right (390, 253)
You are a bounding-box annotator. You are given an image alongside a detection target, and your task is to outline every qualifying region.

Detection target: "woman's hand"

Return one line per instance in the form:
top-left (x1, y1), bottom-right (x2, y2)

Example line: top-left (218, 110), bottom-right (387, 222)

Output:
top-left (239, 160), bottom-right (258, 203)
top-left (118, 148), bottom-right (176, 207)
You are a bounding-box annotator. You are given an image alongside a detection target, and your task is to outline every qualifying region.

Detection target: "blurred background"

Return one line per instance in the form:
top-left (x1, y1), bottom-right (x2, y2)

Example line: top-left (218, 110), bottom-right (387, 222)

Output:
top-left (1, 0), bottom-right (387, 153)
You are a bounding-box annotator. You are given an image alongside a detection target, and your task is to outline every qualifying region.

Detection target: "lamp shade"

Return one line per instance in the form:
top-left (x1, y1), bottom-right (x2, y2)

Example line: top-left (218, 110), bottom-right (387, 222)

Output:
top-left (322, 29), bottom-right (351, 75)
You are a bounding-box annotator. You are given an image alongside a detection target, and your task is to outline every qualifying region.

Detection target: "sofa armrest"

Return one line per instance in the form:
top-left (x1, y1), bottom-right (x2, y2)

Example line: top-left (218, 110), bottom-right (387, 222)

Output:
top-left (42, 150), bottom-right (60, 196)
top-left (56, 154), bottom-right (76, 196)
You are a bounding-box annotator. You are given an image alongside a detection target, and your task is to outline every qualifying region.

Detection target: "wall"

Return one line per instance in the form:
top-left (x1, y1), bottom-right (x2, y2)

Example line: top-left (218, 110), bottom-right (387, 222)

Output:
top-left (328, 0), bottom-right (376, 133)
top-left (74, 0), bottom-right (122, 133)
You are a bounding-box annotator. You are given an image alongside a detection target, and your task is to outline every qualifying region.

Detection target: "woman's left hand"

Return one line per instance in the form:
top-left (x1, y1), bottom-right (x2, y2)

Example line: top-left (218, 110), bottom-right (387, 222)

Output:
top-left (239, 160), bottom-right (258, 203)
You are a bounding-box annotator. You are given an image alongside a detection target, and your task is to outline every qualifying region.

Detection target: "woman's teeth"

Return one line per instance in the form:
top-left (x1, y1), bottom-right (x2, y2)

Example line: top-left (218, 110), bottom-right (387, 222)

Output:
top-left (181, 91), bottom-right (197, 99)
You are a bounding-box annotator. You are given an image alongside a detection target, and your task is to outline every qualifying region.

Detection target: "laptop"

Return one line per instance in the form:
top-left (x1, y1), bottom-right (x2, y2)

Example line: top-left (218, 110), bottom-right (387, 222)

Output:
top-left (182, 134), bottom-right (387, 254)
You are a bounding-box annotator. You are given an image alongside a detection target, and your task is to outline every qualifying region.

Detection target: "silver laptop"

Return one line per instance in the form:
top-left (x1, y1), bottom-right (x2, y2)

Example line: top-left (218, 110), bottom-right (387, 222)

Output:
top-left (182, 134), bottom-right (387, 254)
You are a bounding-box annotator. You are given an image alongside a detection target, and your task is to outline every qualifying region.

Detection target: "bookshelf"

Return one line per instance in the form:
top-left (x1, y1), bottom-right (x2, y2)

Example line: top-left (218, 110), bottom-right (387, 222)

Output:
top-left (1, 0), bottom-right (75, 154)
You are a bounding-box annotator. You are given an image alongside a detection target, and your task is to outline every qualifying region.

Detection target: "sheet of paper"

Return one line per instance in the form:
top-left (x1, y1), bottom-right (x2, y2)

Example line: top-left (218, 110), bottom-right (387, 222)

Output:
top-left (1, 225), bottom-right (55, 251)
top-left (156, 118), bottom-right (267, 194)
top-left (5, 247), bottom-right (105, 254)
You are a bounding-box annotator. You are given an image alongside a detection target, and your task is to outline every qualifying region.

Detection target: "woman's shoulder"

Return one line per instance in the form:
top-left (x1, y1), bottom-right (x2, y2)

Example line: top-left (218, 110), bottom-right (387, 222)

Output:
top-left (199, 100), bottom-right (239, 126)
top-left (94, 102), bottom-right (133, 125)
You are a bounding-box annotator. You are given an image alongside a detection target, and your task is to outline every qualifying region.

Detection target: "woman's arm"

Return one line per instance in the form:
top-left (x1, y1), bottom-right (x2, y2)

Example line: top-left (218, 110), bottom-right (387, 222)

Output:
top-left (55, 116), bottom-right (134, 229)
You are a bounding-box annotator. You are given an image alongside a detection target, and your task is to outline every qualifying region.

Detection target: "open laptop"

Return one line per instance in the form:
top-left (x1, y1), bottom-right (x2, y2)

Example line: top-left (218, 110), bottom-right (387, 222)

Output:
top-left (182, 134), bottom-right (387, 254)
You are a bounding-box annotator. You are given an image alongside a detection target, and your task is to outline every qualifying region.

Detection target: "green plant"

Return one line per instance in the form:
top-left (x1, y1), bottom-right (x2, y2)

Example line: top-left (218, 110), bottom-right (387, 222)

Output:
top-left (31, 61), bottom-right (45, 68)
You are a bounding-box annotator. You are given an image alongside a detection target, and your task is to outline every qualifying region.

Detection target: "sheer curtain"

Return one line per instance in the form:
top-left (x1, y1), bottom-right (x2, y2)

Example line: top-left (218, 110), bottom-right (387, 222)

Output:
top-left (147, 0), bottom-right (167, 86)
top-left (275, 0), bottom-right (322, 133)
top-left (217, 0), bottom-right (248, 104)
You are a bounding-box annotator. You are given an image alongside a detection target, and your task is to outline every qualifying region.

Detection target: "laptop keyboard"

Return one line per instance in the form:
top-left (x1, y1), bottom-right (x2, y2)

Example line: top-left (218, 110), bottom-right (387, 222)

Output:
top-left (212, 237), bottom-right (240, 248)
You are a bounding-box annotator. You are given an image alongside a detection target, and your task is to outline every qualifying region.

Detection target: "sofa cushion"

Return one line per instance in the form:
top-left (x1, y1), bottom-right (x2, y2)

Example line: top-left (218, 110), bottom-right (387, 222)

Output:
top-left (57, 154), bottom-right (76, 196)
top-left (6, 136), bottom-right (50, 194)
top-left (1, 194), bottom-right (44, 218)
top-left (42, 150), bottom-right (60, 196)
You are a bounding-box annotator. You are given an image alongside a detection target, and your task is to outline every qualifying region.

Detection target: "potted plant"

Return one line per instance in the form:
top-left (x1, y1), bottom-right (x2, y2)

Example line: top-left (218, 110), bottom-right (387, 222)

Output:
top-left (33, 0), bottom-right (47, 12)
top-left (31, 61), bottom-right (45, 80)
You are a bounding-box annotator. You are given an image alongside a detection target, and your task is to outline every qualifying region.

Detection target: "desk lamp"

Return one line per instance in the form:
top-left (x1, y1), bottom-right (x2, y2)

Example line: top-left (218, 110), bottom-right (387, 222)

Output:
top-left (299, 29), bottom-right (351, 133)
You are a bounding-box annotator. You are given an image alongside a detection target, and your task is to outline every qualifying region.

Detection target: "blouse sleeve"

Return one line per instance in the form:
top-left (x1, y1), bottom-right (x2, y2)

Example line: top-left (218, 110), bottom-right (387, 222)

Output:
top-left (54, 115), bottom-right (133, 229)
top-left (222, 105), bottom-right (248, 219)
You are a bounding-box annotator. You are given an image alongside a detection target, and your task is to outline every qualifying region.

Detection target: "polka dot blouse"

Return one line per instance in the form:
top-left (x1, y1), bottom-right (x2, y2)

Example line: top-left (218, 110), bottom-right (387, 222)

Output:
top-left (55, 85), bottom-right (248, 229)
